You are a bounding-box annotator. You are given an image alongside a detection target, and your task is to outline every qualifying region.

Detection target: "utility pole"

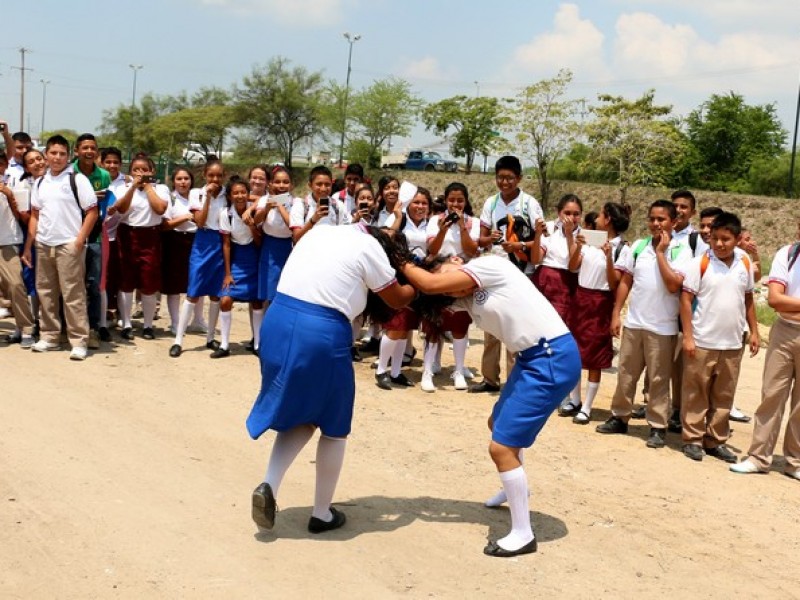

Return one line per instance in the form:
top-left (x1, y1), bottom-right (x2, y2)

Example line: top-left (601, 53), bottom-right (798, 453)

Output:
top-left (338, 33), bottom-right (361, 167)
top-left (789, 69), bottom-right (800, 198)
top-left (11, 48), bottom-right (33, 131)
top-left (40, 79), bottom-right (50, 137)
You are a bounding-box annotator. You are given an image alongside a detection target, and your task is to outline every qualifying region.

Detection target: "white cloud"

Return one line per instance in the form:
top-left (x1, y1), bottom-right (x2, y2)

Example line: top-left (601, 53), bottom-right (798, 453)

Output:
top-left (613, 12), bottom-right (697, 76)
top-left (399, 57), bottom-right (448, 82)
top-left (199, 0), bottom-right (343, 27)
top-left (509, 3), bottom-right (609, 83)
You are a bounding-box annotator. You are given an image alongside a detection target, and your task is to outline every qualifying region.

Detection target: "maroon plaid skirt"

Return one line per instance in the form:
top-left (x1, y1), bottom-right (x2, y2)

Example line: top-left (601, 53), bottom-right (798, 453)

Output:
top-left (383, 307), bottom-right (419, 331)
top-left (530, 265), bottom-right (577, 322)
top-left (570, 285), bottom-right (614, 370)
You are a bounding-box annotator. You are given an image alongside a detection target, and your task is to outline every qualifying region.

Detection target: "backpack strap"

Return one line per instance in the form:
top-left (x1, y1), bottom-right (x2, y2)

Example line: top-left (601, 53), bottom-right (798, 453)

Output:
top-left (689, 231), bottom-right (698, 255)
top-left (699, 252), bottom-right (710, 278)
top-left (37, 171), bottom-right (82, 213)
top-left (613, 239), bottom-right (629, 263)
top-left (788, 242), bottom-right (800, 271)
top-left (631, 237), bottom-right (652, 265)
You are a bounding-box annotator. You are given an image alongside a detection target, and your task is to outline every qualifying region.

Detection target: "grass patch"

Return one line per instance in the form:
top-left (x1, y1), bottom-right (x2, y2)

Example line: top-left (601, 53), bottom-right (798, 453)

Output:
top-left (756, 302), bottom-right (777, 327)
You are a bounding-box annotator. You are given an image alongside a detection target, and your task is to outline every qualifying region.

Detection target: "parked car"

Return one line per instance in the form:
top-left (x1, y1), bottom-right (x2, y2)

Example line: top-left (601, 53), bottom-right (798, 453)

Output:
top-left (381, 150), bottom-right (458, 172)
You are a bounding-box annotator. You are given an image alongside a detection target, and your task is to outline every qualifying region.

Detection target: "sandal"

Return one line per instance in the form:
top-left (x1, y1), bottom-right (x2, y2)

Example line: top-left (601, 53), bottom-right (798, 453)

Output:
top-left (572, 411), bottom-right (591, 425)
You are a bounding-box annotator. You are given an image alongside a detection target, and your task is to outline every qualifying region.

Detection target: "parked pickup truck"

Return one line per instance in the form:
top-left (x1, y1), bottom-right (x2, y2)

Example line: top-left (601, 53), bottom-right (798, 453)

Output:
top-left (381, 150), bottom-right (458, 172)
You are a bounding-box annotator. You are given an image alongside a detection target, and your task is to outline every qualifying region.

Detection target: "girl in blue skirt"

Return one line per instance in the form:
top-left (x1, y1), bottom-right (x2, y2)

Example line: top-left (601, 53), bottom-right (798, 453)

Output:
top-left (247, 222), bottom-right (416, 534)
top-left (169, 160), bottom-right (226, 357)
top-left (214, 177), bottom-right (263, 358)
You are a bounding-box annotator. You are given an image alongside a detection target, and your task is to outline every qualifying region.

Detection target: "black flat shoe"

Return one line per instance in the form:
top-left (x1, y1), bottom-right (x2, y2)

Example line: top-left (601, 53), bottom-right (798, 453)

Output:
top-left (210, 347), bottom-right (230, 359)
top-left (98, 327), bottom-right (111, 342)
top-left (468, 380), bottom-right (500, 394)
top-left (206, 340), bottom-right (220, 351)
top-left (351, 346), bottom-right (362, 362)
top-left (307, 507), bottom-right (346, 534)
top-left (631, 405), bottom-right (647, 419)
top-left (252, 482), bottom-right (276, 529)
top-left (169, 344), bottom-right (182, 358)
top-left (244, 338), bottom-right (255, 352)
top-left (483, 538), bottom-right (537, 557)
top-left (558, 400), bottom-right (581, 417)
top-left (375, 372), bottom-right (392, 390)
top-left (142, 327), bottom-right (155, 340)
top-left (704, 445), bottom-right (737, 463)
top-left (390, 373), bottom-right (414, 387)
top-left (682, 443), bottom-right (704, 461)
top-left (121, 327), bottom-right (134, 341)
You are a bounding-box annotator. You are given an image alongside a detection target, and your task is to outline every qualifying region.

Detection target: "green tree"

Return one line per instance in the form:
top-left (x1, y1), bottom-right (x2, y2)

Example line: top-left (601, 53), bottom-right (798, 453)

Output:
top-left (505, 69), bottom-right (581, 209)
top-left (422, 95), bottom-right (505, 174)
top-left (233, 57), bottom-right (325, 169)
top-left (686, 92), bottom-right (786, 190)
top-left (99, 92), bottom-right (180, 155)
top-left (586, 90), bottom-right (685, 201)
top-left (39, 129), bottom-right (81, 146)
top-left (347, 78), bottom-right (421, 168)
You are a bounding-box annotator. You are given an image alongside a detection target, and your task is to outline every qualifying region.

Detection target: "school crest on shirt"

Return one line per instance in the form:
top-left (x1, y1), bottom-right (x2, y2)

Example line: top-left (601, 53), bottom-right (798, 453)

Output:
top-left (474, 289), bottom-right (489, 305)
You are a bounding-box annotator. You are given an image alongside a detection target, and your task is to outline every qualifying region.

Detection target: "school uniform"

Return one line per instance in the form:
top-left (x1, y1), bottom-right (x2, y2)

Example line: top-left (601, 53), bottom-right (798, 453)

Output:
top-left (290, 194), bottom-right (351, 230)
top-left (257, 192), bottom-right (294, 302)
top-left (531, 220), bottom-right (578, 321)
top-left (101, 175), bottom-right (127, 306)
top-left (31, 169), bottom-right (97, 348)
top-left (744, 245), bottom-right (800, 473)
top-left (0, 184), bottom-right (34, 336)
top-left (10, 177), bottom-right (37, 297)
top-left (160, 191), bottom-right (196, 295)
top-left (456, 255), bottom-right (580, 447)
top-left (610, 237), bottom-right (691, 429)
top-left (186, 186), bottom-right (226, 298)
top-left (219, 206), bottom-right (259, 301)
top-left (381, 213), bottom-right (430, 331)
top-left (477, 189), bottom-right (544, 387)
top-left (246, 223), bottom-right (397, 440)
top-left (571, 237), bottom-right (629, 370)
top-left (116, 182), bottom-right (170, 295)
top-left (681, 248), bottom-right (754, 448)
top-left (426, 213), bottom-right (480, 260)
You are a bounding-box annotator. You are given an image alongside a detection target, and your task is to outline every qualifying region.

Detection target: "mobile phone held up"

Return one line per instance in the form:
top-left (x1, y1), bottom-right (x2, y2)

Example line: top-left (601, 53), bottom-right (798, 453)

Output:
top-left (358, 201), bottom-right (369, 211)
top-left (444, 211), bottom-right (459, 226)
top-left (319, 197), bottom-right (329, 208)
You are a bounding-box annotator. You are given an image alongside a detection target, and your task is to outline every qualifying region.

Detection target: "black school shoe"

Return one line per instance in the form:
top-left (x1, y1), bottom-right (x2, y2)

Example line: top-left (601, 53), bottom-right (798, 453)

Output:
top-left (468, 380), bottom-right (501, 394)
top-left (120, 327), bottom-right (134, 341)
top-left (596, 416), bottom-right (629, 434)
top-left (667, 410), bottom-right (682, 433)
top-left (142, 327), bottom-right (155, 340)
top-left (169, 344), bottom-right (182, 358)
top-left (375, 372), bottom-right (392, 390)
top-left (390, 373), bottom-right (414, 387)
top-left (351, 346), bottom-right (362, 362)
top-left (308, 507), bottom-right (346, 533)
top-left (251, 482), bottom-right (276, 529)
top-left (206, 340), bottom-right (220, 351)
top-left (98, 327), bottom-right (111, 342)
top-left (704, 445), bottom-right (737, 463)
top-left (682, 443), bottom-right (704, 461)
top-left (210, 347), bottom-right (231, 359)
top-left (483, 537), bottom-right (537, 558)
top-left (646, 428), bottom-right (666, 448)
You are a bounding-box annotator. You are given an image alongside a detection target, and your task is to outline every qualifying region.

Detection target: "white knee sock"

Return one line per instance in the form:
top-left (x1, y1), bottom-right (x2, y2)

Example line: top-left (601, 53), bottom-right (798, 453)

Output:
top-left (312, 435), bottom-right (347, 521)
top-left (377, 335), bottom-right (394, 375)
top-left (207, 300), bottom-right (220, 343)
top-left (252, 308), bottom-right (265, 350)
top-left (219, 310), bottom-right (232, 350)
top-left (583, 381), bottom-right (600, 414)
top-left (99, 291), bottom-right (108, 328)
top-left (120, 291), bottom-right (134, 328)
top-left (485, 450), bottom-right (525, 507)
top-left (496, 466), bottom-right (534, 551)
top-left (264, 427), bottom-right (315, 497)
top-left (192, 296), bottom-right (206, 325)
top-left (390, 338), bottom-right (406, 377)
top-left (174, 300), bottom-right (195, 346)
top-left (405, 332), bottom-right (414, 355)
top-left (166, 294), bottom-right (180, 331)
top-left (423, 342), bottom-right (439, 373)
top-left (569, 382), bottom-right (582, 405)
top-left (141, 293), bottom-right (157, 328)
top-left (452, 337), bottom-right (468, 372)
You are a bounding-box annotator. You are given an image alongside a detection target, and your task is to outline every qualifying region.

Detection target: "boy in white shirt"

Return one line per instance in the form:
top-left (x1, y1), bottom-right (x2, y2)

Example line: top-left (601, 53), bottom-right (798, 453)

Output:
top-left (679, 212), bottom-right (759, 462)
top-left (596, 200), bottom-right (691, 448)
top-left (21, 135), bottom-right (98, 360)
top-left (290, 166), bottom-right (350, 243)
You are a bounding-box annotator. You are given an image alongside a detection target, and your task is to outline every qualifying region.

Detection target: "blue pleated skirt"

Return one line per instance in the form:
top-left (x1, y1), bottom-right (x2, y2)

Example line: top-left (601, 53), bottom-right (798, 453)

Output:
top-left (258, 234), bottom-right (293, 302)
top-left (246, 293), bottom-right (354, 439)
top-left (187, 228), bottom-right (224, 298)
top-left (223, 241), bottom-right (260, 301)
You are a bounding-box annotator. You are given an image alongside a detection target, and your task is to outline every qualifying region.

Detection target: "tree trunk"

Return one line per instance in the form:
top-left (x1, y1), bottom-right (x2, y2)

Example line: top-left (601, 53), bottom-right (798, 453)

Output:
top-left (465, 151), bottom-right (474, 174)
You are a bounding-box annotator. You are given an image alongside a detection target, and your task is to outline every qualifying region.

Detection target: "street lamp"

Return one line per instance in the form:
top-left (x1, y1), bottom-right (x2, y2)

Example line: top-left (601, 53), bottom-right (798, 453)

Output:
top-left (474, 81), bottom-right (480, 97)
top-left (129, 64), bottom-right (143, 107)
top-left (40, 79), bottom-right (50, 137)
top-left (338, 32), bottom-right (361, 167)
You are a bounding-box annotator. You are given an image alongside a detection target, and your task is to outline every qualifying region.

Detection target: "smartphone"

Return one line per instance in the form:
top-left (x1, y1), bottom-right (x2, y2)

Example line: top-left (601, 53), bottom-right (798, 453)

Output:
top-left (444, 211), bottom-right (459, 225)
top-left (319, 197), bottom-right (329, 208)
top-left (358, 201), bottom-right (369, 211)
top-left (0, 124), bottom-right (5, 132)
top-left (140, 175), bottom-right (155, 184)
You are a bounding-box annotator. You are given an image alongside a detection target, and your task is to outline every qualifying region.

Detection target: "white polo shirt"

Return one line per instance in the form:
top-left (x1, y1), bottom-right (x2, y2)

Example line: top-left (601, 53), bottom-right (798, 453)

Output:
top-left (30, 169), bottom-right (97, 246)
top-left (673, 224), bottom-right (709, 258)
top-left (0, 189), bottom-right (23, 245)
top-left (105, 176), bottom-right (128, 241)
top-left (6, 159), bottom-right (24, 183)
top-left (578, 237), bottom-right (629, 291)
top-left (257, 193), bottom-right (293, 239)
top-left (539, 220), bottom-right (577, 270)
top-left (479, 189), bottom-right (543, 233)
top-left (385, 213), bottom-right (428, 260)
top-left (768, 243), bottom-right (800, 323)
top-left (189, 186), bottom-right (227, 232)
top-left (426, 214), bottom-right (480, 259)
top-left (118, 183), bottom-right (170, 227)
top-left (277, 224), bottom-right (397, 321)
top-left (290, 194), bottom-right (350, 228)
top-left (219, 206), bottom-right (254, 245)
top-left (682, 248), bottom-right (754, 350)
top-left (456, 255), bottom-right (569, 352)
top-left (164, 192), bottom-right (197, 233)
top-left (616, 237), bottom-right (691, 335)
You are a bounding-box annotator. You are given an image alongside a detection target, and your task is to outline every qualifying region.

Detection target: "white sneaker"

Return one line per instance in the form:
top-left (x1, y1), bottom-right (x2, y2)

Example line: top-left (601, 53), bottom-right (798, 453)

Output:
top-left (785, 470), bottom-right (800, 481)
top-left (452, 371), bottom-right (468, 390)
top-left (0, 307), bottom-right (11, 319)
top-left (461, 367), bottom-right (475, 380)
top-left (31, 340), bottom-right (60, 353)
top-left (421, 371), bottom-right (435, 393)
top-left (70, 346), bottom-right (88, 361)
top-left (729, 459), bottom-right (766, 474)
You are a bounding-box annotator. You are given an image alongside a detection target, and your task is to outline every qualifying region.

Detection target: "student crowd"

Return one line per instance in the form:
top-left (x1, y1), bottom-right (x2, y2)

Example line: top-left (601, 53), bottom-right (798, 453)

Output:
top-left (1, 124), bottom-right (799, 488)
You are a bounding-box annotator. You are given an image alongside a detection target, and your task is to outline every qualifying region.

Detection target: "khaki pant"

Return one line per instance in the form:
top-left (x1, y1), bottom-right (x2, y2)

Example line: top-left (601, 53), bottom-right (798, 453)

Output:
top-left (480, 331), bottom-right (516, 386)
top-left (681, 347), bottom-right (743, 447)
top-left (0, 245), bottom-right (34, 335)
top-left (747, 318), bottom-right (800, 472)
top-left (611, 327), bottom-right (676, 428)
top-left (36, 242), bottom-right (88, 348)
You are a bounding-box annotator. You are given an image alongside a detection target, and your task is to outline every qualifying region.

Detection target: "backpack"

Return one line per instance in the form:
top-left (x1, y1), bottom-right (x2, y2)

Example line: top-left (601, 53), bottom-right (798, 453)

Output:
top-left (613, 239), bottom-right (629, 263)
top-left (688, 231), bottom-right (699, 256)
top-left (698, 251), bottom-right (751, 280)
top-left (37, 172), bottom-right (101, 241)
top-left (631, 237), bottom-right (684, 265)
top-left (788, 242), bottom-right (800, 271)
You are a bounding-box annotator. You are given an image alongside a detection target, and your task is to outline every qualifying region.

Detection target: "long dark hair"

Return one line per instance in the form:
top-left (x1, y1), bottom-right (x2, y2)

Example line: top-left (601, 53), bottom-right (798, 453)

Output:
top-left (361, 226), bottom-right (413, 323)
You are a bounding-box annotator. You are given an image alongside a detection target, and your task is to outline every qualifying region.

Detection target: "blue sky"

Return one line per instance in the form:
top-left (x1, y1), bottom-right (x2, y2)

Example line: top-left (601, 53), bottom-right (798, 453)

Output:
top-left (1, 0), bottom-right (798, 154)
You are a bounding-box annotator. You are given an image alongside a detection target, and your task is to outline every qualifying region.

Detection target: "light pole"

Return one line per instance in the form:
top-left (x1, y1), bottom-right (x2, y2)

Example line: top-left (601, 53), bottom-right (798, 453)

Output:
top-left (474, 80), bottom-right (480, 97)
top-left (338, 32), bottom-right (361, 167)
top-left (39, 79), bottom-right (50, 137)
top-left (789, 69), bottom-right (800, 198)
top-left (129, 64), bottom-right (143, 107)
